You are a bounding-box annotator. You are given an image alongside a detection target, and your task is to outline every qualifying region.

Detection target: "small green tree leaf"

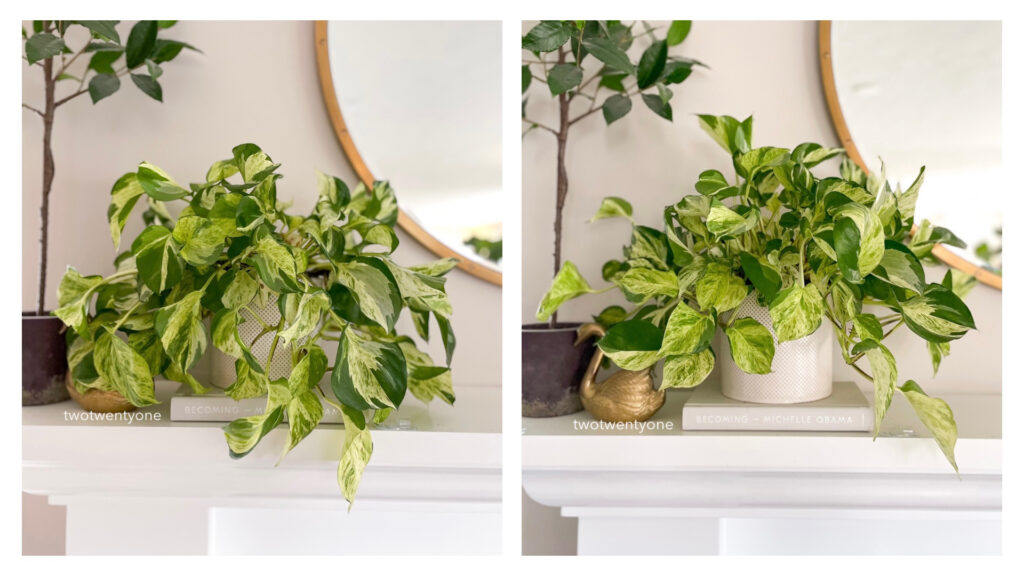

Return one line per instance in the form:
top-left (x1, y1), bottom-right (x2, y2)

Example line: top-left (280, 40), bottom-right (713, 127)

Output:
top-left (769, 285), bottom-right (824, 343)
top-left (666, 21), bottom-right (692, 46)
top-left (88, 49), bottom-right (122, 75)
top-left (726, 317), bottom-right (775, 374)
top-left (641, 93), bottom-right (672, 120)
top-left (661, 349), bottom-right (714, 389)
top-left (88, 73), bottom-right (121, 103)
top-left (637, 40), bottom-right (667, 89)
top-left (125, 20), bottom-right (158, 68)
top-left (547, 63), bottom-right (582, 95)
top-left (602, 94), bottom-right (632, 124)
top-left (130, 73), bottom-right (163, 101)
top-left (76, 20), bottom-right (120, 43)
top-left (582, 37), bottom-right (634, 74)
top-left (25, 32), bottom-right (66, 64)
top-left (522, 21), bottom-right (572, 52)
top-left (899, 380), bottom-right (958, 471)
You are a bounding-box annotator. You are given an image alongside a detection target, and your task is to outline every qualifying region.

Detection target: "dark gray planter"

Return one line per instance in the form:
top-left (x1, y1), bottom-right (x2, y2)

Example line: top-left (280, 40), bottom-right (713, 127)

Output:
top-left (23, 313), bottom-right (70, 406)
top-left (522, 323), bottom-right (595, 417)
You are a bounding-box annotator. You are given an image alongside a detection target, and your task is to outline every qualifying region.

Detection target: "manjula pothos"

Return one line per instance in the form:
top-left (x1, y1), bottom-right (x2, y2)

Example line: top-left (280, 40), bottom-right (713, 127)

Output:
top-left (538, 115), bottom-right (977, 471)
top-left (55, 144), bottom-right (457, 505)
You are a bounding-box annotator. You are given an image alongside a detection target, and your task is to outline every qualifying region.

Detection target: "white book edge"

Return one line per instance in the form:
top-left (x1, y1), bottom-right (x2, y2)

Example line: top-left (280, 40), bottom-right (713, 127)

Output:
top-left (682, 405), bottom-right (872, 432)
top-left (170, 392), bottom-right (345, 424)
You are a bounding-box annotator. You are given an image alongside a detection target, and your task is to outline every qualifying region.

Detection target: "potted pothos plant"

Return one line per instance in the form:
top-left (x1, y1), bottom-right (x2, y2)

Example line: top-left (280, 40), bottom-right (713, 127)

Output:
top-left (55, 144), bottom-right (457, 504)
top-left (538, 114), bottom-right (976, 471)
top-left (521, 19), bottom-right (703, 417)
top-left (22, 20), bottom-right (198, 405)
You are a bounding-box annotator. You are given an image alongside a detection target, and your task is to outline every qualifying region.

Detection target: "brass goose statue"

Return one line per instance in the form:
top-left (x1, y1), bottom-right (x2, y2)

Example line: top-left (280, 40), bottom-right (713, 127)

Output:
top-left (576, 322), bottom-right (666, 423)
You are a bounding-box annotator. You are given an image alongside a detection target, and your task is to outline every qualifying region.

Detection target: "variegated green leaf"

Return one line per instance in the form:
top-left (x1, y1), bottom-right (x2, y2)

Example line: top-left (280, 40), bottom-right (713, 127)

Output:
top-left (536, 261), bottom-right (598, 322)
top-left (899, 380), bottom-right (958, 471)
top-left (872, 248), bottom-right (925, 294)
top-left (94, 329), bottom-right (158, 406)
top-left (107, 172), bottom-right (145, 250)
top-left (54, 267), bottom-right (104, 336)
top-left (725, 317), bottom-right (775, 374)
top-left (695, 262), bottom-right (748, 313)
top-left (336, 261), bottom-right (400, 331)
top-left (833, 203), bottom-right (884, 283)
top-left (224, 403), bottom-right (285, 458)
top-left (331, 329), bottom-right (408, 410)
top-left (409, 258), bottom-right (460, 277)
top-left (131, 225), bottom-right (183, 294)
top-left (225, 358), bottom-right (269, 400)
top-left (172, 216), bottom-right (227, 267)
top-left (250, 236), bottom-right (300, 293)
top-left (928, 341), bottom-right (951, 375)
top-left (205, 158), bottom-right (239, 182)
top-left (278, 291), bottom-right (330, 344)
top-left (897, 284), bottom-right (975, 343)
top-left (127, 330), bottom-right (166, 376)
top-left (659, 303), bottom-right (715, 356)
top-left (338, 406), bottom-right (372, 508)
top-left (378, 258), bottom-right (452, 318)
top-left (589, 196), bottom-right (634, 223)
top-left (399, 341), bottom-right (455, 405)
top-left (137, 161), bottom-right (189, 201)
top-left (221, 269), bottom-right (259, 310)
top-left (852, 313), bottom-right (883, 342)
top-left (163, 362), bottom-right (210, 395)
top-left (706, 200), bottom-right (747, 238)
top-left (853, 340), bottom-right (897, 437)
top-left (660, 349), bottom-right (715, 390)
top-left (898, 166), bottom-right (925, 226)
top-left (155, 289), bottom-right (207, 371)
top-left (769, 285), bottom-right (824, 342)
top-left (597, 320), bottom-right (663, 371)
top-left (618, 267), bottom-right (678, 301)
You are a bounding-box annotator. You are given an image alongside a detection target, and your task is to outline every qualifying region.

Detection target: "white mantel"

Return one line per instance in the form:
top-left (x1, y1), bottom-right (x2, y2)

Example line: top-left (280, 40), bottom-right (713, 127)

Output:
top-left (523, 390), bottom-right (1001, 555)
top-left (23, 381), bottom-right (501, 555)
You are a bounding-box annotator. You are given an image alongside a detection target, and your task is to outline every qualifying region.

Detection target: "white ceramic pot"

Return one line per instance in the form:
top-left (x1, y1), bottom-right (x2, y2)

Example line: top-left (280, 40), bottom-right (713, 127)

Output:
top-left (719, 294), bottom-right (833, 404)
top-left (210, 294), bottom-right (297, 387)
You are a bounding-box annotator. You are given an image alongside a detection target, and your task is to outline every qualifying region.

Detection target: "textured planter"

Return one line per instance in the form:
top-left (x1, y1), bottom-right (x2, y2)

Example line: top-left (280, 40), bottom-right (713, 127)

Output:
top-left (720, 296), bottom-right (833, 404)
top-left (22, 313), bottom-right (70, 406)
top-left (210, 294), bottom-right (304, 387)
top-left (522, 323), bottom-right (593, 417)
top-left (65, 372), bottom-right (135, 413)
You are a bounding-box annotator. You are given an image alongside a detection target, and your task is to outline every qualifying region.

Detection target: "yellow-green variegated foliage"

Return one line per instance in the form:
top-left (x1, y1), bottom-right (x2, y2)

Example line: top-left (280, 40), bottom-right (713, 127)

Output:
top-left (55, 144), bottom-right (457, 506)
top-left (535, 115), bottom-right (977, 472)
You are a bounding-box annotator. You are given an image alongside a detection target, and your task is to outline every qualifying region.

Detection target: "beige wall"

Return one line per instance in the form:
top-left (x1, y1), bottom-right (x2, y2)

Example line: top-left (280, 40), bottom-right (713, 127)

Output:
top-left (22, 20), bottom-right (502, 554)
top-left (22, 21), bottom-right (501, 387)
top-left (521, 19), bottom-right (1002, 556)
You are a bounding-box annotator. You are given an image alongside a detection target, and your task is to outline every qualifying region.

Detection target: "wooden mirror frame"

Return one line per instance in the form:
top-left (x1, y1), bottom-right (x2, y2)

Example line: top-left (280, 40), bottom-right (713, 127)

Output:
top-left (817, 20), bottom-right (1002, 290)
top-left (313, 21), bottom-right (502, 286)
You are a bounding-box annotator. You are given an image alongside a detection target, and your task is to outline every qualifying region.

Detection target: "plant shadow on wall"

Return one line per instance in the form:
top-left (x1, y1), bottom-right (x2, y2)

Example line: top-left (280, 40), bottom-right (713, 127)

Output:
top-left (521, 20), bottom-right (705, 417)
top-left (54, 145), bottom-right (458, 505)
top-left (538, 115), bottom-right (977, 472)
top-left (22, 20), bottom-right (199, 406)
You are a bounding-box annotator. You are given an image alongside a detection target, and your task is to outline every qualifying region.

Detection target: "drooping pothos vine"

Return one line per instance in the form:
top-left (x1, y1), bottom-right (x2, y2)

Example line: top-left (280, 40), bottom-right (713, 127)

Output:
top-left (538, 115), bottom-right (976, 471)
top-left (56, 144), bottom-right (457, 504)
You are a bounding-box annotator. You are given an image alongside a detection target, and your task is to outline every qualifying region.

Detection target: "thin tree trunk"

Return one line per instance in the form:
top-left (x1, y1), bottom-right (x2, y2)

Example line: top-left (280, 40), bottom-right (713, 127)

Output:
top-left (551, 46), bottom-right (571, 327)
top-left (37, 56), bottom-right (56, 315)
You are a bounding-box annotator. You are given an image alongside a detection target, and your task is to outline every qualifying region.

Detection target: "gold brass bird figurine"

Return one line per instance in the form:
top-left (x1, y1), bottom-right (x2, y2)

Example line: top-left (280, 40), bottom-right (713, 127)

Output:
top-left (576, 322), bottom-right (665, 423)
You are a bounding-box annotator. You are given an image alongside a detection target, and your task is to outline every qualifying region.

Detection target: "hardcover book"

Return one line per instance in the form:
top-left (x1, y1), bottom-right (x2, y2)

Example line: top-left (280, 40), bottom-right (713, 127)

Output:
top-left (169, 385), bottom-right (344, 423)
top-left (681, 381), bottom-right (872, 432)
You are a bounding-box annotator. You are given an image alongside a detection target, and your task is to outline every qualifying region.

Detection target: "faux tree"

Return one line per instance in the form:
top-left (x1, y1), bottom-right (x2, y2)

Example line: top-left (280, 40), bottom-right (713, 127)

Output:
top-left (22, 20), bottom-right (198, 314)
top-left (522, 20), bottom-right (702, 323)
top-left (538, 115), bottom-right (976, 471)
top-left (55, 144), bottom-right (457, 504)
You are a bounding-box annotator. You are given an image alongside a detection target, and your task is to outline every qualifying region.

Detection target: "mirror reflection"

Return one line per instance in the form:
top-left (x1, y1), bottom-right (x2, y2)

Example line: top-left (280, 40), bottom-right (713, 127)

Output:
top-left (325, 21), bottom-right (503, 273)
top-left (829, 21), bottom-right (1002, 275)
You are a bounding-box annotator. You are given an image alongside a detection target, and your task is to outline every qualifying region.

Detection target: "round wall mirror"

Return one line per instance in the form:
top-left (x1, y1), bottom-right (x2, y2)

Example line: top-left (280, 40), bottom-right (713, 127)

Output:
top-left (819, 21), bottom-right (1002, 289)
top-left (315, 21), bottom-right (502, 285)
